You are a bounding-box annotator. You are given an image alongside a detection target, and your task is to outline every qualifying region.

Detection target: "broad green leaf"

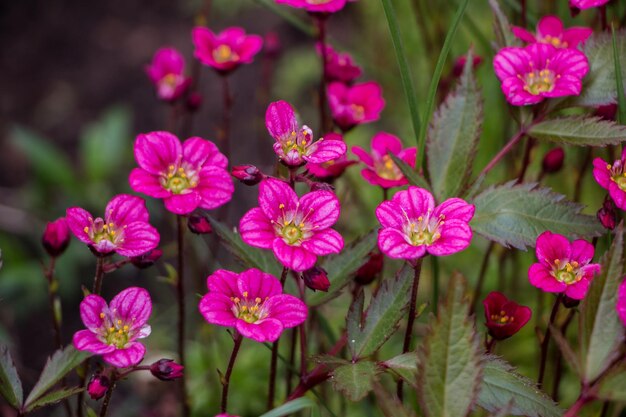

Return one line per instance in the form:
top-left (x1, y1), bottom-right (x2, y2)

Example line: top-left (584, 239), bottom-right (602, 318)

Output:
top-left (478, 355), bottom-right (563, 417)
top-left (24, 386), bottom-right (83, 412)
top-left (259, 397), bottom-right (320, 417)
top-left (389, 153), bottom-right (431, 189)
top-left (0, 345), bottom-right (23, 409)
top-left (417, 273), bottom-right (482, 417)
top-left (208, 216), bottom-right (282, 277)
top-left (489, 0), bottom-right (518, 48)
top-left (311, 354), bottom-right (349, 369)
top-left (528, 116), bottom-right (626, 146)
top-left (309, 231), bottom-right (377, 306)
top-left (24, 346), bottom-right (91, 408)
top-left (596, 362), bottom-right (626, 401)
top-left (346, 290), bottom-right (365, 360)
top-left (613, 28), bottom-right (626, 123)
top-left (579, 223), bottom-right (625, 383)
top-left (331, 361), bottom-right (379, 402)
top-left (427, 49), bottom-right (483, 200)
top-left (382, 351), bottom-right (419, 388)
top-left (472, 181), bottom-right (604, 250)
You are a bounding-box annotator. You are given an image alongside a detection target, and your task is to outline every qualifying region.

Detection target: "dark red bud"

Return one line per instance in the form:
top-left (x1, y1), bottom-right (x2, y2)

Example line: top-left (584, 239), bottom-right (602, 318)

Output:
top-left (302, 266), bottom-right (330, 292)
top-left (354, 252), bottom-right (384, 285)
top-left (264, 32), bottom-right (281, 58)
top-left (150, 359), bottom-right (184, 381)
top-left (597, 196), bottom-right (617, 231)
top-left (42, 218), bottom-right (71, 258)
top-left (187, 214), bottom-right (212, 235)
top-left (310, 182), bottom-right (335, 192)
top-left (87, 374), bottom-right (110, 400)
top-left (232, 165), bottom-right (264, 186)
top-left (186, 92), bottom-right (203, 112)
top-left (452, 55), bottom-right (483, 77)
top-left (562, 295), bottom-right (580, 309)
top-left (130, 249), bottom-right (163, 269)
top-left (542, 147), bottom-right (565, 174)
top-left (595, 104), bottom-right (617, 121)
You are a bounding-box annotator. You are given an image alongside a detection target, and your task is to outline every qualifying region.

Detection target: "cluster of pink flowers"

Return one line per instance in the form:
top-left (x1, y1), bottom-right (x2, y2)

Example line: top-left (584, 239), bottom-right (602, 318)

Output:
top-left (192, 27), bottom-right (263, 74)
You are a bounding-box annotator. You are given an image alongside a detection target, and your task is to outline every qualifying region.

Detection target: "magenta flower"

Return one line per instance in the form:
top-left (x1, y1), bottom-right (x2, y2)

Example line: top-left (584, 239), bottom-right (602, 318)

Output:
top-left (512, 16), bottom-right (593, 49)
top-left (192, 27), bottom-right (262, 74)
top-left (306, 132), bottom-right (356, 181)
top-left (275, 0), bottom-right (347, 13)
top-left (528, 231), bottom-right (601, 300)
top-left (617, 280), bottom-right (626, 327)
top-left (66, 195), bottom-right (159, 258)
top-left (493, 43), bottom-right (589, 106)
top-left (352, 132), bottom-right (417, 189)
top-left (570, 0), bottom-right (609, 9)
top-left (266, 101), bottom-right (346, 167)
top-left (129, 131), bottom-right (234, 215)
top-left (239, 178), bottom-right (344, 271)
top-left (593, 148), bottom-right (626, 210)
top-left (327, 81), bottom-right (385, 131)
top-left (483, 292), bottom-right (532, 341)
top-left (317, 43), bottom-right (362, 83)
top-left (199, 268), bottom-right (307, 343)
top-left (145, 47), bottom-right (191, 102)
top-left (375, 187), bottom-right (474, 260)
top-left (73, 287), bottom-right (152, 368)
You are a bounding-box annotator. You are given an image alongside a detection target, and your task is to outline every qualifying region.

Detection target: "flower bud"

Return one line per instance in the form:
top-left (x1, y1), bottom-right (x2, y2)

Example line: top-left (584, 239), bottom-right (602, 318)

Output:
top-left (87, 374), bottom-right (110, 400)
top-left (542, 147), bottom-right (565, 174)
top-left (264, 32), bottom-right (281, 58)
top-left (42, 218), bottom-right (71, 258)
top-left (595, 104), bottom-right (617, 121)
top-left (302, 266), bottom-right (330, 292)
top-left (597, 197), bottom-right (617, 231)
top-left (452, 54), bottom-right (482, 77)
top-left (354, 252), bottom-right (384, 285)
top-left (232, 165), bottom-right (264, 186)
top-left (150, 359), bottom-right (184, 381)
top-left (187, 214), bottom-right (212, 235)
top-left (562, 295), bottom-right (580, 309)
top-left (130, 249), bottom-right (163, 269)
top-left (186, 92), bottom-right (203, 112)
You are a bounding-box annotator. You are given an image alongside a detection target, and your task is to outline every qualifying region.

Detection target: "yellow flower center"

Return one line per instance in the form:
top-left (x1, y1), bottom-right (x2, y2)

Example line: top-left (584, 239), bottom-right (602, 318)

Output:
top-left (231, 292), bottom-right (268, 323)
top-left (522, 68), bottom-right (557, 95)
top-left (161, 165), bottom-right (198, 194)
top-left (490, 310), bottom-right (515, 325)
top-left (375, 155), bottom-right (403, 181)
top-left (552, 259), bottom-right (582, 285)
top-left (213, 44), bottom-right (239, 64)
top-left (404, 212), bottom-right (445, 247)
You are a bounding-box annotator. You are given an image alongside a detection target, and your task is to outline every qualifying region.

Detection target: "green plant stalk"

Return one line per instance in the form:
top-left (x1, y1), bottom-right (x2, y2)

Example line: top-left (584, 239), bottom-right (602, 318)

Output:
top-left (268, 267), bottom-right (289, 409)
top-left (221, 333), bottom-right (243, 413)
top-left (176, 215), bottom-right (190, 417)
top-left (538, 294), bottom-right (562, 387)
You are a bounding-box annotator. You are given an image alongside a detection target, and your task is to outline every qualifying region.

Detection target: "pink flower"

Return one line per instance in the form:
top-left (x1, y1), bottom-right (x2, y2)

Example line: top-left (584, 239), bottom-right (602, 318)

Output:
top-left (376, 187), bottom-right (474, 260)
top-left (129, 131), bottom-right (234, 215)
top-left (317, 43), bottom-right (362, 83)
top-left (199, 268), bottom-right (307, 342)
top-left (306, 132), bottom-right (356, 181)
top-left (145, 47), bottom-right (191, 102)
top-left (593, 148), bottom-right (626, 210)
top-left (266, 101), bottom-right (346, 167)
top-left (275, 0), bottom-right (347, 13)
top-left (493, 43), bottom-right (589, 106)
top-left (528, 231), bottom-right (601, 300)
top-left (239, 178), bottom-right (344, 271)
top-left (352, 132), bottom-right (417, 189)
top-left (512, 16), bottom-right (593, 49)
top-left (570, 0), bottom-right (610, 10)
top-left (327, 81), bottom-right (385, 130)
top-left (73, 287), bottom-right (152, 368)
top-left (192, 27), bottom-right (262, 74)
top-left (617, 279), bottom-right (626, 327)
top-left (66, 195), bottom-right (159, 258)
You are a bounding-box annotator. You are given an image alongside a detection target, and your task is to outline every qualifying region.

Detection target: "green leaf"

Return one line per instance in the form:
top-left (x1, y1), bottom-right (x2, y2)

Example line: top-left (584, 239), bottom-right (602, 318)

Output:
top-left (427, 49), bottom-right (483, 200)
top-left (613, 27), bottom-right (626, 124)
top-left (472, 181), bottom-right (604, 250)
top-left (0, 345), bottom-right (23, 409)
top-left (331, 361), bottom-right (379, 402)
top-left (208, 216), bottom-right (282, 277)
top-left (24, 386), bottom-right (83, 412)
top-left (347, 290), bottom-right (365, 360)
top-left (389, 153), bottom-right (431, 189)
top-left (382, 351), bottom-right (419, 388)
top-left (489, 0), bottom-right (518, 48)
top-left (528, 116), bottom-right (626, 146)
top-left (24, 346), bottom-right (91, 408)
top-left (309, 231), bottom-right (378, 306)
top-left (596, 362), bottom-right (626, 401)
top-left (549, 324), bottom-right (581, 377)
top-left (417, 273), bottom-right (482, 417)
top-left (478, 355), bottom-right (563, 417)
top-left (259, 398), bottom-right (320, 417)
top-left (579, 223), bottom-right (625, 383)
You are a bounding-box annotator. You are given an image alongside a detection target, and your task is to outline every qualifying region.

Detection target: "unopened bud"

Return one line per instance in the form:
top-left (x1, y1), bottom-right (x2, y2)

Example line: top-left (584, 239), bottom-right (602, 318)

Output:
top-left (310, 182), bottom-right (335, 192)
top-left (264, 32), bottom-right (281, 58)
top-left (354, 252), bottom-right (384, 285)
top-left (187, 214), bottom-right (212, 235)
top-left (42, 218), bottom-right (71, 258)
top-left (150, 359), bottom-right (184, 381)
top-left (597, 197), bottom-right (617, 231)
top-left (130, 249), bottom-right (163, 269)
top-left (232, 165), bottom-right (264, 186)
top-left (302, 266), bottom-right (330, 292)
top-left (452, 54), bottom-right (482, 77)
top-left (542, 147), bottom-right (564, 174)
top-left (562, 295), bottom-right (580, 309)
top-left (88, 374), bottom-right (110, 400)
top-left (186, 92), bottom-right (203, 112)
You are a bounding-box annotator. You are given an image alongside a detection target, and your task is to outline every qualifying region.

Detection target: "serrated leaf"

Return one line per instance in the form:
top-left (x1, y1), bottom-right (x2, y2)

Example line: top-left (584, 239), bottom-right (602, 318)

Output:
top-left (259, 398), bottom-right (320, 417)
top-left (549, 324), bottom-right (581, 377)
top-left (24, 346), bottom-right (91, 408)
top-left (373, 382), bottom-right (417, 417)
top-left (427, 49), bottom-right (483, 200)
top-left (25, 386), bottom-right (83, 412)
top-left (312, 354), bottom-right (349, 369)
top-left (382, 351), bottom-right (419, 388)
top-left (417, 273), bottom-right (482, 417)
top-left (389, 153), bottom-right (431, 189)
top-left (347, 290), bottom-right (365, 360)
top-left (309, 231), bottom-right (378, 306)
top-left (528, 116), bottom-right (626, 146)
top-left (478, 355), bottom-right (563, 417)
top-left (489, 0), bottom-right (517, 48)
top-left (596, 362), bottom-right (626, 401)
top-left (0, 345), bottom-right (23, 409)
top-left (331, 361), bottom-right (379, 402)
top-left (472, 181), bottom-right (604, 250)
top-left (579, 223), bottom-right (625, 383)
top-left (208, 216), bottom-right (282, 277)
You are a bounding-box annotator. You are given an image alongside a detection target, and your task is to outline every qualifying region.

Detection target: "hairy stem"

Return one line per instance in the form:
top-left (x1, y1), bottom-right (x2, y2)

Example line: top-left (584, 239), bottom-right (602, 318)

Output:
top-left (177, 215), bottom-right (190, 417)
top-left (92, 257), bottom-right (105, 295)
top-left (538, 294), bottom-right (562, 387)
top-left (469, 242), bottom-right (495, 314)
top-left (552, 309), bottom-right (576, 400)
top-left (221, 333), bottom-right (243, 413)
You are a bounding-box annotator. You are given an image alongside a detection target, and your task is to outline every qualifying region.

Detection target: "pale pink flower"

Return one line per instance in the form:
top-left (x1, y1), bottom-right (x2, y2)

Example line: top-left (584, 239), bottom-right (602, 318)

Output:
top-left (192, 27), bottom-right (262, 74)
top-left (145, 47), bottom-right (191, 102)
top-left (317, 43), bottom-right (362, 83)
top-left (593, 148), bottom-right (626, 210)
top-left (327, 81), bottom-right (385, 130)
top-left (275, 0), bottom-right (347, 13)
top-left (512, 16), bottom-right (593, 49)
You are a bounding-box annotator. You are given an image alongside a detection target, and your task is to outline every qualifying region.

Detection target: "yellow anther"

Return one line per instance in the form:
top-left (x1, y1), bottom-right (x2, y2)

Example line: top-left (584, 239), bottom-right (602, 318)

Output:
top-left (302, 140), bottom-right (307, 146)
top-left (571, 261), bottom-right (579, 268)
top-left (167, 173), bottom-right (174, 178)
top-left (566, 264), bottom-right (574, 273)
top-left (299, 222), bottom-right (305, 228)
top-left (109, 223), bottom-right (114, 228)
top-left (417, 216), bottom-right (423, 222)
top-left (241, 305), bottom-right (248, 312)
top-left (233, 297), bottom-right (240, 303)
top-left (255, 297), bottom-right (262, 303)
top-left (554, 259), bottom-right (561, 265)
top-left (178, 167), bottom-right (184, 173)
top-left (242, 291), bottom-right (249, 298)
top-left (543, 77), bottom-right (550, 83)
top-left (109, 327), bottom-right (115, 333)
top-left (117, 319), bottom-right (122, 325)
top-left (110, 230), bottom-right (116, 236)
top-left (118, 329), bottom-right (124, 335)
top-left (123, 325), bottom-right (129, 331)
top-left (528, 73), bottom-right (535, 78)
top-left (99, 313), bottom-right (106, 319)
top-left (103, 224), bottom-right (108, 229)
top-left (84, 227), bottom-right (89, 233)
top-left (169, 165), bottom-right (175, 171)
top-left (607, 164), bottom-right (612, 169)
top-left (279, 204), bottom-right (285, 209)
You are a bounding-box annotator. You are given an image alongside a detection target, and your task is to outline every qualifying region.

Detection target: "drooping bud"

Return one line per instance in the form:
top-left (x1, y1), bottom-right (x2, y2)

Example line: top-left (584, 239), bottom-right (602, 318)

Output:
top-left (87, 374), bottom-right (110, 400)
top-left (187, 214), bottom-right (212, 235)
top-left (150, 359), bottom-right (184, 381)
top-left (231, 165), bottom-right (264, 186)
top-left (354, 251), bottom-right (384, 285)
top-left (130, 249), bottom-right (163, 269)
top-left (302, 266), bottom-right (330, 292)
top-left (542, 147), bottom-right (565, 174)
top-left (42, 218), bottom-right (71, 258)
top-left (597, 196), bottom-right (617, 231)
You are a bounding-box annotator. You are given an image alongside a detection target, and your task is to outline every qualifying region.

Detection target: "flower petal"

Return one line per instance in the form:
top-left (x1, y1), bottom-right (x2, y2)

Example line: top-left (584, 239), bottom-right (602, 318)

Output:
top-left (371, 132), bottom-right (403, 159)
top-left (570, 239), bottom-right (595, 265)
top-left (259, 178), bottom-right (298, 220)
top-left (263, 294), bottom-right (308, 328)
top-left (592, 157), bottom-right (612, 189)
top-left (272, 239), bottom-right (317, 272)
top-left (102, 342), bottom-right (146, 368)
top-left (105, 194), bottom-right (150, 226)
top-left (433, 198), bottom-right (475, 223)
top-left (236, 318), bottom-right (283, 343)
top-left (80, 294), bottom-right (107, 331)
top-left (65, 207), bottom-right (94, 245)
top-left (305, 139), bottom-right (347, 164)
top-left (116, 222), bottom-right (160, 258)
top-left (129, 168), bottom-right (170, 198)
top-left (375, 200), bottom-right (404, 228)
top-left (207, 269), bottom-right (240, 294)
top-left (196, 166), bottom-right (234, 210)
top-left (164, 192), bottom-right (201, 215)
top-left (238, 269), bottom-right (283, 300)
top-left (352, 146), bottom-right (374, 167)
top-left (183, 137), bottom-right (228, 169)
top-left (427, 219), bottom-right (472, 256)
top-left (392, 187), bottom-right (435, 219)
top-left (535, 231), bottom-right (570, 266)
top-left (266, 101), bottom-right (298, 142)
top-left (528, 263), bottom-right (567, 292)
top-left (110, 287), bottom-right (152, 328)
top-left (301, 229), bottom-right (344, 256)
top-left (73, 330), bottom-right (115, 354)
top-left (239, 208), bottom-right (276, 249)
top-left (199, 293), bottom-right (238, 327)
top-left (134, 131), bottom-right (182, 175)
top-left (378, 228), bottom-right (425, 260)
top-left (565, 278), bottom-right (591, 300)
top-left (299, 190), bottom-right (340, 229)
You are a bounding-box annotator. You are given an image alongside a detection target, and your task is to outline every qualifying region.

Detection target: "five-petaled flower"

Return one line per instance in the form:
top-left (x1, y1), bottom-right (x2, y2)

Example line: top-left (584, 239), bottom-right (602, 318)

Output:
top-left (512, 15), bottom-right (593, 49)
top-left (275, 0), bottom-right (347, 13)
top-left (145, 47), bottom-right (191, 102)
top-left (239, 178), bottom-right (344, 271)
top-left (493, 43), bottom-right (589, 106)
top-left (483, 291), bottom-right (532, 341)
top-left (570, 0), bottom-right (610, 10)
top-left (266, 101), bottom-right (346, 167)
top-left (66, 194), bottom-right (159, 258)
top-left (327, 81), bottom-right (385, 131)
top-left (317, 43), bottom-right (362, 83)
top-left (376, 187), bottom-right (474, 260)
top-left (593, 147), bottom-right (626, 210)
top-left (352, 132), bottom-right (417, 189)
top-left (73, 287), bottom-right (152, 368)
top-left (528, 231), bottom-right (601, 300)
top-left (129, 131), bottom-right (234, 215)
top-left (192, 27), bottom-right (263, 74)
top-left (306, 132), bottom-right (355, 181)
top-left (199, 268), bottom-right (307, 343)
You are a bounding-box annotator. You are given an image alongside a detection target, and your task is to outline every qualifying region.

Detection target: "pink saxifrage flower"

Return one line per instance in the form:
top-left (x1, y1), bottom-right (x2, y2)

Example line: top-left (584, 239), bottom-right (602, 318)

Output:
top-left (352, 132), bottom-right (417, 189)
top-left (570, 0), bottom-right (610, 10)
top-left (275, 0), bottom-right (347, 13)
top-left (327, 81), bottom-right (385, 131)
top-left (317, 43), bottom-right (362, 83)
top-left (66, 195), bottom-right (159, 258)
top-left (129, 131), bottom-right (234, 215)
top-left (266, 101), bottom-right (346, 167)
top-left (493, 43), bottom-right (589, 106)
top-left (376, 187), bottom-right (475, 260)
top-left (199, 268), bottom-right (307, 343)
top-left (593, 147), bottom-right (626, 210)
top-left (73, 287), bottom-right (152, 368)
top-left (306, 132), bottom-right (356, 181)
top-left (528, 231), bottom-right (601, 300)
top-left (145, 47), bottom-right (191, 102)
top-left (617, 279), bottom-right (626, 327)
top-left (239, 178), bottom-right (344, 271)
top-left (192, 27), bottom-right (262, 74)
top-left (512, 15), bottom-right (593, 49)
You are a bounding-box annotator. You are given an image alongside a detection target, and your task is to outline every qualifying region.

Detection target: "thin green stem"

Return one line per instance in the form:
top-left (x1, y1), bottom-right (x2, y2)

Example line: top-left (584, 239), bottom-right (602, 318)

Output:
top-left (268, 267), bottom-right (289, 409)
top-left (92, 257), bottom-right (105, 295)
top-left (176, 215), bottom-right (190, 417)
top-left (221, 333), bottom-right (243, 413)
top-left (538, 294), bottom-right (562, 387)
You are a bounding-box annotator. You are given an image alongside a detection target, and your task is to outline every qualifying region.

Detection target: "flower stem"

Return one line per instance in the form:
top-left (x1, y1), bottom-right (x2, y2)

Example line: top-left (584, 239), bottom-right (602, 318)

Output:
top-left (397, 258), bottom-right (423, 402)
top-left (552, 309), bottom-right (576, 400)
top-left (220, 75), bottom-right (233, 161)
top-left (92, 257), bottom-right (105, 295)
top-left (538, 294), bottom-right (562, 387)
top-left (99, 374), bottom-right (117, 417)
top-left (221, 333), bottom-right (243, 413)
top-left (431, 256), bottom-right (439, 312)
top-left (176, 215), bottom-right (190, 417)
top-left (469, 242), bottom-right (495, 314)
top-left (477, 130), bottom-right (527, 180)
top-left (316, 15), bottom-right (329, 133)
top-left (563, 395), bottom-right (590, 417)
top-left (297, 278), bottom-right (308, 378)
top-left (268, 267), bottom-right (289, 409)
top-left (516, 137), bottom-right (535, 184)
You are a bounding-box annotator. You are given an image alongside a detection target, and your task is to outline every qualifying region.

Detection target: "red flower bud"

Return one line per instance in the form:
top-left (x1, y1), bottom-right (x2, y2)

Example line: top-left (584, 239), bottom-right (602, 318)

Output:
top-left (597, 196), bottom-right (617, 231)
top-left (130, 248), bottom-right (162, 269)
top-left (562, 295), bottom-right (580, 309)
top-left (483, 291), bottom-right (532, 340)
top-left (354, 251), bottom-right (384, 285)
top-left (232, 165), bottom-right (264, 186)
top-left (595, 104), bottom-right (617, 121)
top-left (452, 54), bottom-right (482, 77)
top-left (42, 218), bottom-right (71, 258)
top-left (302, 266), bottom-right (330, 292)
top-left (187, 214), bottom-right (212, 235)
top-left (150, 359), bottom-right (184, 381)
top-left (264, 32), bottom-right (281, 58)
top-left (87, 374), bottom-right (110, 400)
top-left (186, 92), bottom-right (203, 112)
top-left (542, 147), bottom-right (565, 174)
